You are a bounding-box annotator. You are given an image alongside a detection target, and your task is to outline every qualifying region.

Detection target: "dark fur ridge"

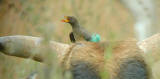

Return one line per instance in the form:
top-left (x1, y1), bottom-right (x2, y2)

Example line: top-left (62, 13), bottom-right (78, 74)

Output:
top-left (71, 61), bottom-right (100, 79)
top-left (117, 59), bottom-right (148, 79)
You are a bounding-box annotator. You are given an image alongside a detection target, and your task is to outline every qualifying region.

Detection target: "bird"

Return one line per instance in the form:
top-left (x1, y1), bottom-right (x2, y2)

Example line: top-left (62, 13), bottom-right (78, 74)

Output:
top-left (61, 16), bottom-right (100, 43)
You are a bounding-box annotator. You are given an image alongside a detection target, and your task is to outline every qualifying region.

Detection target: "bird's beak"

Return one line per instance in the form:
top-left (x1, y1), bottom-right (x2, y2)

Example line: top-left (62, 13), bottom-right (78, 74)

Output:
top-left (61, 16), bottom-right (70, 22)
top-left (61, 19), bottom-right (69, 22)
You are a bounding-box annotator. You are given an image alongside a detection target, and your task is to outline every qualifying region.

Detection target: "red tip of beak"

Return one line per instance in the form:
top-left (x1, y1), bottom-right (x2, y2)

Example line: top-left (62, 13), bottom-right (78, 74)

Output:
top-left (61, 20), bottom-right (65, 22)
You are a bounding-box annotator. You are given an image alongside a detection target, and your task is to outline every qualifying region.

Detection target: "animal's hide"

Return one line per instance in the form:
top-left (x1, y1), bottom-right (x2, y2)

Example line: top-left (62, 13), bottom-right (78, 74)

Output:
top-left (59, 41), bottom-right (151, 79)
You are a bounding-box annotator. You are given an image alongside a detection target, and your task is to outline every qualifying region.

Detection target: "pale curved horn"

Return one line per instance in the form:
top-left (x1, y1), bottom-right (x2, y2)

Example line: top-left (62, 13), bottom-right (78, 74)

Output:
top-left (0, 35), bottom-right (70, 62)
top-left (137, 33), bottom-right (160, 63)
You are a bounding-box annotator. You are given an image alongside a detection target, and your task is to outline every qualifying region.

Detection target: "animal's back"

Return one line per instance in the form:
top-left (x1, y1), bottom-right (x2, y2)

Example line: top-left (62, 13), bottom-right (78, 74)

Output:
top-left (61, 41), bottom-right (151, 79)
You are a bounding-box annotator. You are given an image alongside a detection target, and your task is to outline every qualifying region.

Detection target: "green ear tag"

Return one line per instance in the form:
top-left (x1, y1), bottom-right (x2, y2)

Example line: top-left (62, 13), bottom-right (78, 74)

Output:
top-left (90, 34), bottom-right (101, 42)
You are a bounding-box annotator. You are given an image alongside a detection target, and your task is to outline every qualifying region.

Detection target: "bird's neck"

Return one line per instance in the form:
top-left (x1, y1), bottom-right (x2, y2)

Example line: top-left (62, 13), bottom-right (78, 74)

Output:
top-left (70, 22), bottom-right (81, 29)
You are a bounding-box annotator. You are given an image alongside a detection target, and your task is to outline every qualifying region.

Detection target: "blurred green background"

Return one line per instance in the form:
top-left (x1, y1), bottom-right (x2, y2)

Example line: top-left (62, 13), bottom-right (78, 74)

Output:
top-left (0, 0), bottom-right (160, 79)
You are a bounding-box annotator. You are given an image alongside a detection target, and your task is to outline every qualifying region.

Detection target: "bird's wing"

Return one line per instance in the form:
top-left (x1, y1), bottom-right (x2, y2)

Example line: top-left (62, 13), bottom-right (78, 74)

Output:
top-left (69, 32), bottom-right (76, 43)
top-left (79, 27), bottom-right (92, 41)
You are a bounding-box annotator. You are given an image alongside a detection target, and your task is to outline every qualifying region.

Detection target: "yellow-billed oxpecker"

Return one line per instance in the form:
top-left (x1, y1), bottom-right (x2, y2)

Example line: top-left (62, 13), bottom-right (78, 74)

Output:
top-left (62, 16), bottom-right (100, 43)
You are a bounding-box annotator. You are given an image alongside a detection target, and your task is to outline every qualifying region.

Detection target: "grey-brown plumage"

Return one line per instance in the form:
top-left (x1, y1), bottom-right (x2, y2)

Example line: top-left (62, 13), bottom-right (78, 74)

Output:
top-left (62, 16), bottom-right (92, 42)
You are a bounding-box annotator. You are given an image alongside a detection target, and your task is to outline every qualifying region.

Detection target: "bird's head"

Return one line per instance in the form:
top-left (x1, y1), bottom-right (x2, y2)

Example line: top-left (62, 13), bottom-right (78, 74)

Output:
top-left (61, 16), bottom-right (78, 25)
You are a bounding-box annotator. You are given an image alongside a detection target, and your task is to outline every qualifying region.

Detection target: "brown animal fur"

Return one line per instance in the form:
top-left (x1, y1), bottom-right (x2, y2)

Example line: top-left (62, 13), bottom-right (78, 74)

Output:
top-left (106, 40), bottom-right (151, 79)
top-left (59, 40), bottom-right (151, 79)
top-left (60, 41), bottom-right (104, 71)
